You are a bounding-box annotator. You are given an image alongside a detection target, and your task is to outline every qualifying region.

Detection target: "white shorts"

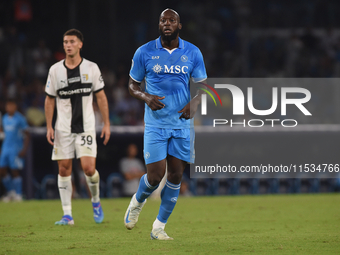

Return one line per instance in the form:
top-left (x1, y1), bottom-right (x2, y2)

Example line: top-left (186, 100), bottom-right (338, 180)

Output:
top-left (52, 129), bottom-right (97, 160)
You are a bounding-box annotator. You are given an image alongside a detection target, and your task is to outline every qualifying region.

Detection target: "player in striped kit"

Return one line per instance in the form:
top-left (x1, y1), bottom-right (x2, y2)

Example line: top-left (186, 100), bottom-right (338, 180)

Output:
top-left (45, 29), bottom-right (110, 225)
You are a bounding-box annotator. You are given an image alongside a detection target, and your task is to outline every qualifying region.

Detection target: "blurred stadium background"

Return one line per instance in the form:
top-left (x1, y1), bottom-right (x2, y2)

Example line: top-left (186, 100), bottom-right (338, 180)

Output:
top-left (1, 0), bottom-right (340, 199)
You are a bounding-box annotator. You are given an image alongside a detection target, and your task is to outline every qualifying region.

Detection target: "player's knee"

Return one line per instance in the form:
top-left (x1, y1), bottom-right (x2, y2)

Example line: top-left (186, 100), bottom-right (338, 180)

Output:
top-left (82, 166), bottom-right (95, 176)
top-left (58, 165), bottom-right (71, 176)
top-left (147, 175), bottom-right (163, 187)
top-left (167, 171), bottom-right (183, 184)
top-left (148, 179), bottom-right (161, 187)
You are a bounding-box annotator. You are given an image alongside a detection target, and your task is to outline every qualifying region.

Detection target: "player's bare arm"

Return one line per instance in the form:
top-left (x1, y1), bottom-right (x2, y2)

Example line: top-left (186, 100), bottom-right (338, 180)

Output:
top-left (178, 84), bottom-right (206, 119)
top-left (18, 130), bottom-right (30, 157)
top-left (44, 95), bottom-right (55, 146)
top-left (128, 77), bottom-right (165, 111)
top-left (95, 90), bottom-right (110, 145)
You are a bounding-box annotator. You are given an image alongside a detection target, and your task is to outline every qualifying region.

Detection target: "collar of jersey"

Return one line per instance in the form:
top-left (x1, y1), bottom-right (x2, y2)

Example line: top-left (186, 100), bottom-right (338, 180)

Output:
top-left (155, 36), bottom-right (184, 50)
top-left (63, 57), bottom-right (84, 70)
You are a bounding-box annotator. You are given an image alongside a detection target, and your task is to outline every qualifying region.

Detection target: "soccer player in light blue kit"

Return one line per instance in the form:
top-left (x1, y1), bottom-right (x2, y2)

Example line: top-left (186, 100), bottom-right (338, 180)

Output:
top-left (0, 99), bottom-right (30, 202)
top-left (124, 9), bottom-right (207, 240)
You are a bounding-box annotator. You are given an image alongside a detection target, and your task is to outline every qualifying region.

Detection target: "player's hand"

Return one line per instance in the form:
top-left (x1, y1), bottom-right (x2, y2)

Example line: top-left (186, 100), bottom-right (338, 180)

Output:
top-left (101, 124), bottom-right (111, 145)
top-left (178, 99), bottom-right (199, 119)
top-left (46, 127), bottom-right (54, 146)
top-left (145, 94), bottom-right (165, 111)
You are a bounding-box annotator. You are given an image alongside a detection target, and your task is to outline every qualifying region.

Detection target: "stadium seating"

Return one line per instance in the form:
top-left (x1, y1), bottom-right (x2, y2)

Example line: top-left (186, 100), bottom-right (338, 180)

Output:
top-left (40, 174), bottom-right (58, 199)
top-left (212, 178), bottom-right (239, 195)
top-left (106, 173), bottom-right (124, 198)
top-left (190, 178), bottom-right (214, 196)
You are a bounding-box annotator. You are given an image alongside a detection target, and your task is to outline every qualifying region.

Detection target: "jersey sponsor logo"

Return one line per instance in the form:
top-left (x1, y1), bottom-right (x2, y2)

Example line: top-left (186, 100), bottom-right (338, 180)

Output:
top-left (152, 56), bottom-right (159, 59)
top-left (152, 64), bottom-right (188, 74)
top-left (59, 88), bottom-right (91, 96)
top-left (68, 76), bottom-right (81, 84)
top-left (82, 74), bottom-right (88, 82)
top-left (181, 55), bottom-right (188, 62)
top-left (57, 83), bottom-right (92, 99)
top-left (164, 65), bottom-right (188, 74)
top-left (152, 64), bottom-right (162, 74)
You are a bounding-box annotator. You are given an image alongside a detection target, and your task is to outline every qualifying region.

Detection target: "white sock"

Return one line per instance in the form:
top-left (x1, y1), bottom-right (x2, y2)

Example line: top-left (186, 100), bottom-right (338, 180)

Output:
top-left (153, 218), bottom-right (166, 230)
top-left (85, 170), bottom-right (100, 203)
top-left (58, 175), bottom-right (72, 216)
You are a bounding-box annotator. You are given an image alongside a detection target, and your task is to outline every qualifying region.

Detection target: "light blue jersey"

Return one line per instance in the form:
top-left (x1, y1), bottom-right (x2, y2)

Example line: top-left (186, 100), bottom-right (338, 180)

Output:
top-left (1, 112), bottom-right (28, 153)
top-left (129, 37), bottom-right (207, 129)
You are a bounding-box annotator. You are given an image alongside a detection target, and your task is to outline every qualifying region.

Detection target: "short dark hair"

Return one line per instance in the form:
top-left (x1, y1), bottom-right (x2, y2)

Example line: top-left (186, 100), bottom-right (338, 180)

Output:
top-left (6, 98), bottom-right (17, 104)
top-left (63, 29), bottom-right (84, 42)
top-left (160, 8), bottom-right (180, 22)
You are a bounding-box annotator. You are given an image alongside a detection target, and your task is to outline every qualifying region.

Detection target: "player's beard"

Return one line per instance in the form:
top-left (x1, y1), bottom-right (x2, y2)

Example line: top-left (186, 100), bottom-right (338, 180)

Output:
top-left (159, 26), bottom-right (180, 42)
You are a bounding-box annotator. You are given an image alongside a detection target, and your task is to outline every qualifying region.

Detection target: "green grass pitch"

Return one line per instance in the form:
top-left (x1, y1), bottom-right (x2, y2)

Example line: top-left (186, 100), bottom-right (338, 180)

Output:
top-left (0, 194), bottom-right (339, 254)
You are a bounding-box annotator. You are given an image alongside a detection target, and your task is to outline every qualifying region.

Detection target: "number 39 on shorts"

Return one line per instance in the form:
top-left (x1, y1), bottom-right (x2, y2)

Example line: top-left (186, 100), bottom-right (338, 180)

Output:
top-left (81, 135), bottom-right (93, 146)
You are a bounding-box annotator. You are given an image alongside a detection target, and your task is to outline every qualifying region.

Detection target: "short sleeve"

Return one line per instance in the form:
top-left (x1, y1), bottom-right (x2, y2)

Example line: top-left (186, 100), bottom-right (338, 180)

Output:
top-left (129, 47), bottom-right (146, 83)
top-left (45, 68), bottom-right (56, 97)
top-left (92, 64), bottom-right (105, 93)
top-left (191, 49), bottom-right (207, 83)
top-left (20, 115), bottom-right (29, 130)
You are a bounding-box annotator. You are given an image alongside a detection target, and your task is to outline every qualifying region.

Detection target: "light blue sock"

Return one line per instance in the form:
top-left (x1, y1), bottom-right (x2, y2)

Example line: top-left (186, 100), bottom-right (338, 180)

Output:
top-left (2, 174), bottom-right (12, 192)
top-left (157, 180), bottom-right (181, 223)
top-left (135, 174), bottom-right (159, 203)
top-left (12, 176), bottom-right (22, 195)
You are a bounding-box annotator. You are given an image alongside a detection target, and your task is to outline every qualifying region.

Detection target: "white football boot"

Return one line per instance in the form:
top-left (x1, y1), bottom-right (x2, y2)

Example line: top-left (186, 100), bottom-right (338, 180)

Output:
top-left (150, 228), bottom-right (174, 240)
top-left (124, 193), bottom-right (146, 230)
